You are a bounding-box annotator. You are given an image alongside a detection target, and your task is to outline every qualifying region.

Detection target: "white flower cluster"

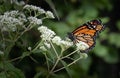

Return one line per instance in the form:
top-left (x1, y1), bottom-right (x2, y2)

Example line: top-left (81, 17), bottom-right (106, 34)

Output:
top-left (4, 11), bottom-right (27, 22)
top-left (10, 0), bottom-right (25, 5)
top-left (23, 5), bottom-right (55, 19)
top-left (23, 5), bottom-right (45, 14)
top-left (77, 53), bottom-right (88, 59)
top-left (39, 46), bottom-right (47, 51)
top-left (52, 36), bottom-right (73, 50)
top-left (52, 36), bottom-right (62, 45)
top-left (46, 11), bottom-right (55, 19)
top-left (76, 41), bottom-right (89, 51)
top-left (0, 10), bottom-right (27, 31)
top-left (39, 42), bottom-right (51, 51)
top-left (28, 16), bottom-right (42, 25)
top-left (38, 26), bottom-right (73, 51)
top-left (38, 26), bottom-right (56, 41)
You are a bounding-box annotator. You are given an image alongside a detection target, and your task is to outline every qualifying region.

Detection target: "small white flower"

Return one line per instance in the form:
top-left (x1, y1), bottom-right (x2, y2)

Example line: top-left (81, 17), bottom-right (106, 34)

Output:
top-left (38, 26), bottom-right (47, 33)
top-left (4, 11), bottom-right (26, 21)
top-left (0, 10), bottom-right (27, 31)
top-left (52, 36), bottom-right (62, 45)
top-left (40, 31), bottom-right (55, 41)
top-left (23, 5), bottom-right (35, 10)
top-left (4, 10), bottom-right (18, 17)
top-left (76, 41), bottom-right (89, 51)
top-left (10, 0), bottom-right (25, 5)
top-left (52, 36), bottom-right (73, 51)
top-left (0, 15), bottom-right (23, 31)
top-left (46, 11), bottom-right (55, 18)
top-left (23, 5), bottom-right (45, 14)
top-left (38, 8), bottom-right (45, 14)
top-left (39, 46), bottom-right (47, 51)
top-left (28, 16), bottom-right (42, 25)
top-left (38, 26), bottom-right (56, 41)
top-left (18, 13), bottom-right (27, 22)
top-left (44, 42), bottom-right (51, 49)
top-left (28, 47), bottom-right (32, 51)
top-left (60, 40), bottom-right (73, 51)
top-left (61, 40), bottom-right (73, 47)
top-left (36, 19), bottom-right (42, 25)
top-left (16, 1), bottom-right (25, 6)
top-left (24, 5), bottom-right (39, 11)
top-left (80, 53), bottom-right (88, 59)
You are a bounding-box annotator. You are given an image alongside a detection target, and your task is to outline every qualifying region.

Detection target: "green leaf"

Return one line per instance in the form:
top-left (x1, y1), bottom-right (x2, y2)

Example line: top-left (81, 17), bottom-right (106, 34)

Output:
top-left (44, 20), bottom-right (69, 38)
top-left (7, 68), bottom-right (25, 78)
top-left (103, 51), bottom-right (118, 63)
top-left (93, 40), bottom-right (108, 57)
top-left (0, 61), bottom-right (15, 70)
top-left (108, 33), bottom-right (120, 47)
top-left (0, 62), bottom-right (25, 78)
top-left (93, 40), bottom-right (118, 63)
top-left (33, 72), bottom-right (42, 78)
top-left (101, 17), bottom-right (110, 23)
top-left (99, 28), bottom-right (109, 40)
top-left (82, 6), bottom-right (98, 18)
top-left (78, 57), bottom-right (92, 72)
top-left (0, 72), bottom-right (7, 78)
top-left (66, 11), bottom-right (80, 26)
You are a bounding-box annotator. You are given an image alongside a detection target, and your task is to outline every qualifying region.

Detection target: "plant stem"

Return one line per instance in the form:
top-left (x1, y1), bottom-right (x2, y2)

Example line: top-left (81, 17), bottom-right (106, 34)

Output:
top-left (49, 40), bottom-right (59, 57)
top-left (53, 56), bottom-right (82, 73)
top-left (46, 57), bottom-right (60, 78)
top-left (8, 56), bottom-right (22, 62)
top-left (61, 49), bottom-right (78, 59)
top-left (44, 53), bottom-right (50, 71)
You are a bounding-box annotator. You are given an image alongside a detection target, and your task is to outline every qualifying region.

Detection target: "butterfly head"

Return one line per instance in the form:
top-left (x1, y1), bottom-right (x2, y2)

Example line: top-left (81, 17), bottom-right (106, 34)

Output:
top-left (88, 19), bottom-right (104, 31)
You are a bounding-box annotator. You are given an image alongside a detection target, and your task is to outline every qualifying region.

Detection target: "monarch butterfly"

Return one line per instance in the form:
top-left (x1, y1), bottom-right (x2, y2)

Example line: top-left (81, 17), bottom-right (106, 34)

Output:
top-left (68, 19), bottom-right (105, 52)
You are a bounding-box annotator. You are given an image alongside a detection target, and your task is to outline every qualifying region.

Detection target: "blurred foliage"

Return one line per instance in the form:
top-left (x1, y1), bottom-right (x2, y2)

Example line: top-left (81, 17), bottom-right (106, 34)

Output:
top-left (0, 0), bottom-right (120, 78)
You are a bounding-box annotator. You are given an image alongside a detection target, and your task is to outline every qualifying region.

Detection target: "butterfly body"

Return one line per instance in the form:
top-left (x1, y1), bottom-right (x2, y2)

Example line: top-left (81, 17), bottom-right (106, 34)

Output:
top-left (68, 19), bottom-right (105, 52)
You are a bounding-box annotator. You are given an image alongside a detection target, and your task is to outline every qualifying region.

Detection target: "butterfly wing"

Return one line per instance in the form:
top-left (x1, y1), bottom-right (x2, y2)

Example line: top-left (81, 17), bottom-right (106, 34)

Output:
top-left (73, 25), bottom-right (97, 37)
top-left (75, 33), bottom-right (96, 51)
top-left (68, 19), bottom-right (104, 52)
top-left (73, 27), bottom-right (96, 51)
